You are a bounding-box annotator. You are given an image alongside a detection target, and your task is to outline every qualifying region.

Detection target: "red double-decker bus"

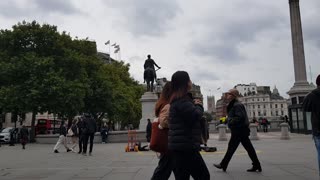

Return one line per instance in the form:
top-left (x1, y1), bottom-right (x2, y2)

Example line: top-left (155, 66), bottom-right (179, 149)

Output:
top-left (36, 119), bottom-right (62, 134)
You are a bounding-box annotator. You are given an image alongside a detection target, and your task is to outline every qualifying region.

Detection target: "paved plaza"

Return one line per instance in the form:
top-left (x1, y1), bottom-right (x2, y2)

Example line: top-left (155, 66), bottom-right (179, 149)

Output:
top-left (0, 132), bottom-right (318, 180)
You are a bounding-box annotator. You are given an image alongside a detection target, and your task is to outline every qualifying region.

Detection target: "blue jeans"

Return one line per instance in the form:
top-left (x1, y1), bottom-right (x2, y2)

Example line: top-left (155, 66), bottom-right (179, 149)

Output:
top-left (313, 135), bottom-right (320, 176)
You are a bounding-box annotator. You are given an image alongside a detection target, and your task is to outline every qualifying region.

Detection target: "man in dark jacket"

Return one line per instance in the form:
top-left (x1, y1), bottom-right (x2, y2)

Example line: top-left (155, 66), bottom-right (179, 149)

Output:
top-left (303, 74), bottom-right (320, 175)
top-left (214, 89), bottom-right (261, 172)
top-left (146, 119), bottom-right (152, 143)
top-left (77, 117), bottom-right (85, 154)
top-left (82, 113), bottom-right (97, 156)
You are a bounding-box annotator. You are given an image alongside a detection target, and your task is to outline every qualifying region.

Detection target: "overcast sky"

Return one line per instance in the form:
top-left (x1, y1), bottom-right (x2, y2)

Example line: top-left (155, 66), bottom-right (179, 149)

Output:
top-left (1, 0), bottom-right (319, 109)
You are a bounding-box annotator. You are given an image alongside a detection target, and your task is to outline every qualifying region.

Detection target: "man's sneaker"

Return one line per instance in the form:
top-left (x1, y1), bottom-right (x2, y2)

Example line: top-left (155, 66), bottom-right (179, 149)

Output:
top-left (54, 150), bottom-right (59, 153)
top-left (67, 149), bottom-right (72, 152)
top-left (82, 152), bottom-right (87, 156)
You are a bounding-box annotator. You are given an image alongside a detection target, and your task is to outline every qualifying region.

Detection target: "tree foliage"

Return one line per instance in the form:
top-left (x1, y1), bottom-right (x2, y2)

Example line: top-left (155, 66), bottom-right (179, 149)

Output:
top-left (0, 21), bottom-right (143, 134)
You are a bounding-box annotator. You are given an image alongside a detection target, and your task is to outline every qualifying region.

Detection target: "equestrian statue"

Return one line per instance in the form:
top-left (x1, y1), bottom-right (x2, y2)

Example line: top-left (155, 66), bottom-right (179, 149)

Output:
top-left (143, 54), bottom-right (161, 92)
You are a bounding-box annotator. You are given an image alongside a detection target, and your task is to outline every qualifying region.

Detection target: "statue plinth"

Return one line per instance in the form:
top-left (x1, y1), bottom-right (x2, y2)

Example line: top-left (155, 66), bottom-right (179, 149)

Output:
top-left (139, 92), bottom-right (158, 130)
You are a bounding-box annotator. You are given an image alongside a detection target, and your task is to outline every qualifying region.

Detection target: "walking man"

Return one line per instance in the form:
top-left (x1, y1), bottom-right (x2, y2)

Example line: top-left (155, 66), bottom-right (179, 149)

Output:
top-left (82, 113), bottom-right (97, 156)
top-left (214, 88), bottom-right (261, 172)
top-left (53, 120), bottom-right (71, 153)
top-left (77, 117), bottom-right (85, 154)
top-left (303, 74), bottom-right (320, 175)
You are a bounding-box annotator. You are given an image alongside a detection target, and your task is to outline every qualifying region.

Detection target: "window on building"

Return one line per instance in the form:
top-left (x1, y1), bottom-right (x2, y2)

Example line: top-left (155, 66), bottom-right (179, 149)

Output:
top-left (263, 105), bottom-right (266, 108)
top-left (275, 104), bottom-right (278, 108)
top-left (253, 98), bottom-right (254, 102)
top-left (298, 96), bottom-right (305, 104)
top-left (281, 111), bottom-right (284, 115)
top-left (253, 112), bottom-right (255, 116)
top-left (258, 112), bottom-right (261, 116)
top-left (258, 105), bottom-right (260, 108)
top-left (258, 98), bottom-right (260, 101)
top-left (276, 111), bottom-right (279, 116)
top-left (253, 105), bottom-right (255, 109)
top-left (292, 97), bottom-right (297, 105)
top-left (270, 104), bottom-right (272, 108)
top-left (271, 111), bottom-right (273, 116)
top-left (263, 98), bottom-right (265, 101)
top-left (263, 111), bottom-right (266, 116)
top-left (281, 104), bottom-right (283, 108)
top-left (244, 88), bottom-right (246, 90)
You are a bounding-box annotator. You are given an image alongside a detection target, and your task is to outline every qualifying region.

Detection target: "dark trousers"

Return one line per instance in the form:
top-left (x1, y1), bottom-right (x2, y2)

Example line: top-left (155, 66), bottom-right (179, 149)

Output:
top-left (83, 133), bottom-right (95, 153)
top-left (78, 135), bottom-right (84, 153)
top-left (263, 125), bottom-right (268, 132)
top-left (220, 133), bottom-right (260, 168)
top-left (172, 150), bottom-right (210, 180)
top-left (151, 153), bottom-right (174, 180)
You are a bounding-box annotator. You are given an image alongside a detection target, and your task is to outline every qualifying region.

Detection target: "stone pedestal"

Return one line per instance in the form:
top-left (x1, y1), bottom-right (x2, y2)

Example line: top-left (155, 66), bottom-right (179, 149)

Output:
top-left (249, 123), bottom-right (259, 140)
top-left (280, 123), bottom-right (290, 140)
top-left (139, 92), bottom-right (158, 130)
top-left (217, 124), bottom-right (227, 141)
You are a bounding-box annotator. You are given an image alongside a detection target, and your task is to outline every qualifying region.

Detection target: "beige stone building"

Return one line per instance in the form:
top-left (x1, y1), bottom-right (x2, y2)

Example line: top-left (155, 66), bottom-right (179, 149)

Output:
top-left (239, 87), bottom-right (288, 121)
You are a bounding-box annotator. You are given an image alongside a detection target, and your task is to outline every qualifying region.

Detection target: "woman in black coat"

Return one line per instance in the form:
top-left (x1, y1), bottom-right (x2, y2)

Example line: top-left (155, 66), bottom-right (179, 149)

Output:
top-left (20, 125), bottom-right (29, 149)
top-left (168, 71), bottom-right (210, 180)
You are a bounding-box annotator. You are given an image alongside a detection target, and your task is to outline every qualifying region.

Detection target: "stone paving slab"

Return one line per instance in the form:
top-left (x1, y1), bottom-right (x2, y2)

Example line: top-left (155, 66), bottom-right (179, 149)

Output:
top-left (0, 132), bottom-right (318, 180)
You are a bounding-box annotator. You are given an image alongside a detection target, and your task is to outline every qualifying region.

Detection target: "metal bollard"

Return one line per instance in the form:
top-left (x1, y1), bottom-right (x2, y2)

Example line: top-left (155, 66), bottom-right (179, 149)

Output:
top-left (280, 123), bottom-right (290, 140)
top-left (249, 123), bottom-right (259, 140)
top-left (217, 124), bottom-right (228, 141)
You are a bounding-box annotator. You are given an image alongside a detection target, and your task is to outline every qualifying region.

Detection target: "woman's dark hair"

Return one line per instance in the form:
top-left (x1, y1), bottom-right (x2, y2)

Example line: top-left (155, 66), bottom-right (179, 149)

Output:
top-left (169, 71), bottom-right (190, 103)
top-left (155, 82), bottom-right (172, 117)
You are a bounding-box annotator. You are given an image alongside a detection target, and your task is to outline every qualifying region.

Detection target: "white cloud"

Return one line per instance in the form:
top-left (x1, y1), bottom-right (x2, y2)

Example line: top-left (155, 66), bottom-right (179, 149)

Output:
top-left (1, 0), bottom-right (319, 110)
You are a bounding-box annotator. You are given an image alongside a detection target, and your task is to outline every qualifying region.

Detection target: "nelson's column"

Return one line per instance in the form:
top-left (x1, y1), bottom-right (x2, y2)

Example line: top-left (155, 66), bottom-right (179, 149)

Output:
top-left (287, 0), bottom-right (313, 104)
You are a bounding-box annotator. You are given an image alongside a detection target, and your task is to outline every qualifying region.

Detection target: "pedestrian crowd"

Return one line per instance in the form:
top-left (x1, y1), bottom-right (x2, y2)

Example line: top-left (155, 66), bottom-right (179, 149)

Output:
top-left (53, 113), bottom-right (98, 156)
top-left (149, 71), bottom-right (262, 180)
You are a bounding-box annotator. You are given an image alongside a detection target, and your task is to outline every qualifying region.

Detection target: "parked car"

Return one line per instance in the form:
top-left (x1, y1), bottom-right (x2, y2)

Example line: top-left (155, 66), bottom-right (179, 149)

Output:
top-left (0, 127), bottom-right (17, 143)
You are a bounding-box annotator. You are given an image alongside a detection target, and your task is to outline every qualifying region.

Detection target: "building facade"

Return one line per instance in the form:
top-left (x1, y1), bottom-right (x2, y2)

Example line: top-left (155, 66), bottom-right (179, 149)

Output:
top-left (207, 96), bottom-right (216, 114)
top-left (239, 87), bottom-right (288, 121)
top-left (215, 94), bottom-right (228, 120)
top-left (190, 84), bottom-right (203, 101)
top-left (235, 83), bottom-right (257, 96)
top-left (1, 112), bottom-right (57, 129)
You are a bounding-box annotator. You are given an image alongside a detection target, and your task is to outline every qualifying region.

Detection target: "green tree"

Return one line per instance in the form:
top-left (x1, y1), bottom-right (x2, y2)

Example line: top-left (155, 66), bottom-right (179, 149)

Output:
top-left (0, 20), bottom-right (144, 138)
top-left (103, 61), bottom-right (144, 129)
top-left (0, 21), bottom-right (89, 140)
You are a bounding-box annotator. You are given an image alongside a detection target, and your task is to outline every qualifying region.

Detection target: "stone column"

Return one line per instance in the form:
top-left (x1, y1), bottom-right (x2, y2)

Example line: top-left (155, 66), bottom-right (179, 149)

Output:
top-left (287, 0), bottom-right (313, 102)
top-left (217, 124), bottom-right (227, 141)
top-left (138, 92), bottom-right (158, 130)
top-left (249, 123), bottom-right (259, 140)
top-left (280, 123), bottom-right (290, 140)
top-left (289, 0), bottom-right (307, 84)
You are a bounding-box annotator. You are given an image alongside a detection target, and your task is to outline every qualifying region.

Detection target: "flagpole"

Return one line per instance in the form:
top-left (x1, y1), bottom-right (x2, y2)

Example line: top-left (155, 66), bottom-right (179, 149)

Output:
top-left (109, 43), bottom-right (111, 63)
